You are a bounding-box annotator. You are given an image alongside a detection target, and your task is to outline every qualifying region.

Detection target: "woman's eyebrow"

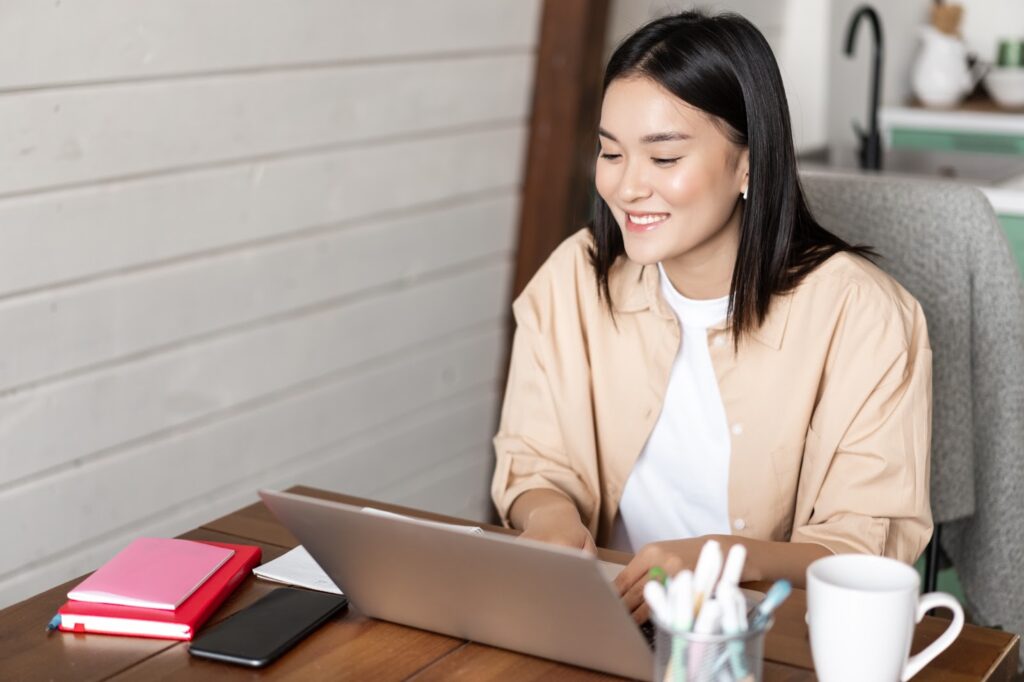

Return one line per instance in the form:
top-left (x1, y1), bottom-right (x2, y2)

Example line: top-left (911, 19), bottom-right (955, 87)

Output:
top-left (597, 127), bottom-right (691, 144)
top-left (640, 131), bottom-right (691, 143)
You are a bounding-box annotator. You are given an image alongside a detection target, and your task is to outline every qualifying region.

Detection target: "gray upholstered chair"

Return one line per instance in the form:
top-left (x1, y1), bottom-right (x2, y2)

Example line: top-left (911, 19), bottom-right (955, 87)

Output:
top-left (802, 170), bottom-right (1024, 668)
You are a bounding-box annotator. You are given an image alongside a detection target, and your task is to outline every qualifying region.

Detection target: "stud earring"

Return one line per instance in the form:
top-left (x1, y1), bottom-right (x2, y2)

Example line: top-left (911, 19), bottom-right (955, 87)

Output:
top-left (742, 187), bottom-right (748, 201)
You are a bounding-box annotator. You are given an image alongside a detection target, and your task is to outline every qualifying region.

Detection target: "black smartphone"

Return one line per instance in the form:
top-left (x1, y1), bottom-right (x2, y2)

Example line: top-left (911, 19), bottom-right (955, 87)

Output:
top-left (188, 587), bottom-right (348, 667)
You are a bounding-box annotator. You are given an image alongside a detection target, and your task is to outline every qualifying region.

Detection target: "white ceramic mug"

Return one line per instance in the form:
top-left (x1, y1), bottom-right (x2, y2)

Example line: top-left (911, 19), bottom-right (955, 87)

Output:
top-left (807, 554), bottom-right (964, 682)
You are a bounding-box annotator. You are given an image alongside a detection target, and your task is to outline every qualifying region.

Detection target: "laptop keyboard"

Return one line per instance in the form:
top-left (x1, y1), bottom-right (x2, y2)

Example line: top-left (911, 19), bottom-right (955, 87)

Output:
top-left (640, 620), bottom-right (656, 649)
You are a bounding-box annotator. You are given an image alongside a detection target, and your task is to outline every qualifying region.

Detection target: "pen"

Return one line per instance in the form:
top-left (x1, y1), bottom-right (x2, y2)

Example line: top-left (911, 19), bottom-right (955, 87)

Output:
top-left (691, 540), bottom-right (722, 617)
top-left (688, 598), bottom-right (722, 677)
top-left (715, 544), bottom-right (746, 598)
top-left (692, 598), bottom-right (721, 633)
top-left (715, 543), bottom-right (748, 678)
top-left (648, 566), bottom-right (668, 586)
top-left (714, 586), bottom-right (752, 681)
top-left (667, 570), bottom-right (693, 682)
top-left (748, 579), bottom-right (791, 631)
top-left (734, 586), bottom-right (748, 630)
top-left (46, 614), bottom-right (61, 634)
top-left (667, 570), bottom-right (694, 631)
top-left (644, 580), bottom-right (673, 627)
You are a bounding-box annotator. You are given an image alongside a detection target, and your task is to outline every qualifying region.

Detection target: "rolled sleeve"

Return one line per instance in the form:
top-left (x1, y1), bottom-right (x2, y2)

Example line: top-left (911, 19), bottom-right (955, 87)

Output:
top-left (791, 295), bottom-right (933, 564)
top-left (491, 303), bottom-right (598, 531)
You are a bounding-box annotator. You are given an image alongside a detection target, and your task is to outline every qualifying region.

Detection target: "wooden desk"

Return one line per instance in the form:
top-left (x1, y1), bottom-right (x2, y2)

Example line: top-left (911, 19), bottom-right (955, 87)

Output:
top-left (1, 486), bottom-right (1019, 681)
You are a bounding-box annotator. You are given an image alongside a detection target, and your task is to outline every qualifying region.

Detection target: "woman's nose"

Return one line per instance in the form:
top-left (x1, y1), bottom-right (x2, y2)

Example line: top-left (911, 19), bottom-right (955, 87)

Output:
top-left (618, 163), bottom-right (652, 202)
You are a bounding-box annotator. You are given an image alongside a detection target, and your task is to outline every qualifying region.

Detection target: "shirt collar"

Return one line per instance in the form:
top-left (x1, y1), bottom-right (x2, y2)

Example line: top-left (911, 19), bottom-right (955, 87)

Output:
top-left (608, 256), bottom-right (793, 350)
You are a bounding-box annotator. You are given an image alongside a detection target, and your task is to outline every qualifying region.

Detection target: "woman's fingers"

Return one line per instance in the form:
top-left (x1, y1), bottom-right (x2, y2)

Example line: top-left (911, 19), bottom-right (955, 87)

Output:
top-left (631, 601), bottom-right (650, 625)
top-left (614, 549), bottom-right (650, 596)
top-left (622, 579), bottom-right (648, 619)
top-left (617, 541), bottom-right (697, 623)
top-left (616, 551), bottom-right (657, 622)
top-left (616, 543), bottom-right (673, 595)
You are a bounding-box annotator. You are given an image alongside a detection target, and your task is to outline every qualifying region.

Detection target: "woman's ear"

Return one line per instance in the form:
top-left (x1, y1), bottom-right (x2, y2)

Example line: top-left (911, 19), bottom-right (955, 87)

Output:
top-left (736, 147), bottom-right (750, 199)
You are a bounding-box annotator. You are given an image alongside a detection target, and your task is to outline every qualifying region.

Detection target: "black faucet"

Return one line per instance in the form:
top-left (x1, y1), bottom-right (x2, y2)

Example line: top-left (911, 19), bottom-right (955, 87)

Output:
top-left (844, 5), bottom-right (884, 171)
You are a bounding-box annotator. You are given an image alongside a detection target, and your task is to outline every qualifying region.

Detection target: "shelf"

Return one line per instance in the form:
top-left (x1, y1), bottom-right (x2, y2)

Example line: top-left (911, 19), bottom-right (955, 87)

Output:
top-left (882, 105), bottom-right (1024, 156)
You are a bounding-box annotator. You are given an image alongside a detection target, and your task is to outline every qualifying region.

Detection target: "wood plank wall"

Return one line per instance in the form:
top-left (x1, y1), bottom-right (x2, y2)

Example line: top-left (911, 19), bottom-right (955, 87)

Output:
top-left (0, 0), bottom-right (540, 608)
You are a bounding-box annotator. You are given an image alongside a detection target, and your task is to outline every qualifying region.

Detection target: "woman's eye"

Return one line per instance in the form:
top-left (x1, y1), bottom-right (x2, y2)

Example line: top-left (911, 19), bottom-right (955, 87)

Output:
top-left (599, 152), bottom-right (622, 161)
top-left (652, 157), bottom-right (681, 166)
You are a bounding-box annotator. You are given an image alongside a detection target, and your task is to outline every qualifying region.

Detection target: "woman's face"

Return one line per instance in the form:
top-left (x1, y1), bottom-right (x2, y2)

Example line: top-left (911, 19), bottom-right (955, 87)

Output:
top-left (595, 76), bottom-right (749, 275)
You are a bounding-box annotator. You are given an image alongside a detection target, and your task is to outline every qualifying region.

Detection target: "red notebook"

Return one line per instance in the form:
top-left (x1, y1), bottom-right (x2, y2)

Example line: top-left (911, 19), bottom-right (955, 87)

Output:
top-left (57, 541), bottom-right (262, 639)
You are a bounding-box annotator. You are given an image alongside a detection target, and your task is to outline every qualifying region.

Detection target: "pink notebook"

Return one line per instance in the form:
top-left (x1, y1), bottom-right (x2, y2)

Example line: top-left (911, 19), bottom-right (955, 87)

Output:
top-left (68, 537), bottom-right (234, 610)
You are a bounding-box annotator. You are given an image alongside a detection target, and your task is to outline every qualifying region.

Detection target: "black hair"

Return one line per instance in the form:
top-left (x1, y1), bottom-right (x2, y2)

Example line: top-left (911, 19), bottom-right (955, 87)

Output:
top-left (589, 9), bottom-right (873, 344)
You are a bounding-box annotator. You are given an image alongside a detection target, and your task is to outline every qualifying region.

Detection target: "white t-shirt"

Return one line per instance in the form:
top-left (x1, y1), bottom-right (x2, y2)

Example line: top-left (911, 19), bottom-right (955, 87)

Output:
top-left (609, 263), bottom-right (732, 552)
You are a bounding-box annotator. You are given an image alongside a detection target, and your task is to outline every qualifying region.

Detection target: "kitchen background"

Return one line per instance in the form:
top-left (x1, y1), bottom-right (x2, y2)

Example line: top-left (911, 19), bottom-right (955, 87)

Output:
top-left (0, 0), bottom-right (1020, 611)
top-left (612, 0), bottom-right (1024, 269)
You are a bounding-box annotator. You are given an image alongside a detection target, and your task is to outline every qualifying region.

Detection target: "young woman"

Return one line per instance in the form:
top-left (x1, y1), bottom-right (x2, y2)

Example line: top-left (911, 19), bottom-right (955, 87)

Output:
top-left (490, 10), bottom-right (933, 624)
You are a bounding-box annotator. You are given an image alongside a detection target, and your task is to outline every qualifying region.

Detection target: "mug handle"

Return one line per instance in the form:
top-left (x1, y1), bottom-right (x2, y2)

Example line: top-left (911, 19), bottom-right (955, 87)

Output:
top-left (901, 592), bottom-right (965, 681)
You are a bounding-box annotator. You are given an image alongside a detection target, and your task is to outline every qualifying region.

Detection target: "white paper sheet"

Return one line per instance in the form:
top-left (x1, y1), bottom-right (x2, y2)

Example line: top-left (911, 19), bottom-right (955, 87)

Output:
top-left (359, 507), bottom-right (485, 535)
top-left (252, 546), bottom-right (344, 595)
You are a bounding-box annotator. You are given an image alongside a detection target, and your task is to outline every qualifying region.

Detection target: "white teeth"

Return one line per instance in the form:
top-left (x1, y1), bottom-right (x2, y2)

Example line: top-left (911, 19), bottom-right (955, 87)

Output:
top-left (629, 213), bottom-right (668, 225)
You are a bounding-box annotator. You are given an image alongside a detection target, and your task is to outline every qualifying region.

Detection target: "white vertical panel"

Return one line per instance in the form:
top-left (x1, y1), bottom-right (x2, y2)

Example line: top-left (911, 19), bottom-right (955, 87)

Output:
top-left (603, 0), bottom-right (828, 152)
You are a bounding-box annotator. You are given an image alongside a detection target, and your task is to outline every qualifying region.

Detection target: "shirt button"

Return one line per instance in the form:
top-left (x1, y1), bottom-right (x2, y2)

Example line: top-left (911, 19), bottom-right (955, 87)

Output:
top-left (733, 518), bottom-right (747, 531)
top-left (731, 423), bottom-right (743, 436)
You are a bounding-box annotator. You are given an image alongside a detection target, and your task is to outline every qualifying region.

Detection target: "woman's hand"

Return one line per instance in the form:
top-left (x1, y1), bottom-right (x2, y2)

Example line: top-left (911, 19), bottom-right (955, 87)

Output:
top-left (509, 489), bottom-right (597, 555)
top-left (615, 538), bottom-right (711, 624)
top-left (614, 535), bottom-right (831, 624)
top-left (519, 505), bottom-right (597, 555)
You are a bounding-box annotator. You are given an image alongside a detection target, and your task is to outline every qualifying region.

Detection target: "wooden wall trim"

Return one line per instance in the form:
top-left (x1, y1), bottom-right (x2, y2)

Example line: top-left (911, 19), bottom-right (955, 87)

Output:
top-left (512, 0), bottom-right (610, 300)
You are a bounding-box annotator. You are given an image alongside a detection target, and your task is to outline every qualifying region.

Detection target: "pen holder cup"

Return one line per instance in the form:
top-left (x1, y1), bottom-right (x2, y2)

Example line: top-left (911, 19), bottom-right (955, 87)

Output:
top-left (652, 616), bottom-right (771, 682)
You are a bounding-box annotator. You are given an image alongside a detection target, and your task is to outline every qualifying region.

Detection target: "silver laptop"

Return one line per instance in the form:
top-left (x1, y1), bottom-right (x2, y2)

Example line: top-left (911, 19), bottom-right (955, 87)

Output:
top-left (259, 489), bottom-right (653, 679)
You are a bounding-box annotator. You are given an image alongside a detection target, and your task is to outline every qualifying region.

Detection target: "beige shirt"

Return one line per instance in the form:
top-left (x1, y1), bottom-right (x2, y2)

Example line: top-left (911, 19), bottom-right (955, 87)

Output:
top-left (491, 229), bottom-right (933, 564)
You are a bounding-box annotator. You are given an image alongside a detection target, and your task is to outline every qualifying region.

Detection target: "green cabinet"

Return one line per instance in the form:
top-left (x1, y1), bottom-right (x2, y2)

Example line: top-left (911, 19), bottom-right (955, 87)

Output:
top-left (890, 128), bottom-right (1024, 156)
top-left (997, 214), bottom-right (1024, 275)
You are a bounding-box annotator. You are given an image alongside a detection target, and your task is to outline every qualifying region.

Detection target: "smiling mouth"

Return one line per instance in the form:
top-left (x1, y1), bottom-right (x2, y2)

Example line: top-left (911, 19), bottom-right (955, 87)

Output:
top-left (625, 212), bottom-right (670, 233)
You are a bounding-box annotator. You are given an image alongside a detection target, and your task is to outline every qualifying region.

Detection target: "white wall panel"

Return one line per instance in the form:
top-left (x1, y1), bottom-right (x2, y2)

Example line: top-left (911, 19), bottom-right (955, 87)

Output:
top-left (292, 402), bottom-right (500, 521)
top-left (0, 55), bottom-right (532, 196)
top-left (0, 0), bottom-right (541, 90)
top-left (0, 126), bottom-right (525, 297)
top-left (1, 259), bottom-right (510, 488)
top-left (378, 444), bottom-right (498, 522)
top-left (0, 383), bottom-right (500, 606)
top-left (0, 2), bottom-right (536, 607)
top-left (1, 327), bottom-right (505, 578)
top-left (0, 192), bottom-right (516, 392)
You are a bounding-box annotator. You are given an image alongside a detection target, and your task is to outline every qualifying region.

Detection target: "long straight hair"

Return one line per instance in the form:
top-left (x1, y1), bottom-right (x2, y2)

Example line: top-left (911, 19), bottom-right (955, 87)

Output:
top-left (589, 10), bottom-right (872, 343)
